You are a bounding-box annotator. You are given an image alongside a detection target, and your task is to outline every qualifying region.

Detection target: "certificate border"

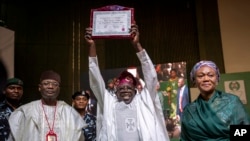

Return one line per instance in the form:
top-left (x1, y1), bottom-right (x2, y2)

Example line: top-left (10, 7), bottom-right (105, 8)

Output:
top-left (90, 5), bottom-right (134, 39)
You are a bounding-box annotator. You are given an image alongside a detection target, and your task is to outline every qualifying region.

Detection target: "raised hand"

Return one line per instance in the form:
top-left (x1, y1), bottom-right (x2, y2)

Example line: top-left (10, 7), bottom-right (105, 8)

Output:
top-left (84, 27), bottom-right (94, 45)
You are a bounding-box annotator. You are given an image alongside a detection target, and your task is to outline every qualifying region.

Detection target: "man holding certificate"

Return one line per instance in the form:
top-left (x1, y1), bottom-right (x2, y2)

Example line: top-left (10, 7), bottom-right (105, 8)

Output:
top-left (85, 23), bottom-right (170, 141)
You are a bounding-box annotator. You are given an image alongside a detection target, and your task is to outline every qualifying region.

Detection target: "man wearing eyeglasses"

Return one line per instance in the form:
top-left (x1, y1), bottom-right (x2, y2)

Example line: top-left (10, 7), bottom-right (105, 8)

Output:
top-left (0, 78), bottom-right (23, 141)
top-left (7, 70), bottom-right (87, 141)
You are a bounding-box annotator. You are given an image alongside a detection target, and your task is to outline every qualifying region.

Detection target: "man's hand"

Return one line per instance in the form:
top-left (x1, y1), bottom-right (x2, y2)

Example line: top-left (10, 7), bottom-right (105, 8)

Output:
top-left (129, 24), bottom-right (143, 52)
top-left (84, 27), bottom-right (95, 45)
top-left (129, 24), bottom-right (139, 45)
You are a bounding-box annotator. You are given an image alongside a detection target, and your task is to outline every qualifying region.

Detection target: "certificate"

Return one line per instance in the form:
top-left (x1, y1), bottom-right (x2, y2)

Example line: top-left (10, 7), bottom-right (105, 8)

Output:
top-left (90, 5), bottom-right (134, 39)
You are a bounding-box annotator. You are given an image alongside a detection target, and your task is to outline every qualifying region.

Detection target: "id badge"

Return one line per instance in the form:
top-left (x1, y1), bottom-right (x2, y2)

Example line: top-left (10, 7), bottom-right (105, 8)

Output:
top-left (46, 131), bottom-right (57, 141)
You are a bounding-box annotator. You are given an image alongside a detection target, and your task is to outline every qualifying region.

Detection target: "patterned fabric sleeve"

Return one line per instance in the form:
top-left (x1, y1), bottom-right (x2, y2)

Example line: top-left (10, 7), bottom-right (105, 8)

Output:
top-left (83, 114), bottom-right (97, 141)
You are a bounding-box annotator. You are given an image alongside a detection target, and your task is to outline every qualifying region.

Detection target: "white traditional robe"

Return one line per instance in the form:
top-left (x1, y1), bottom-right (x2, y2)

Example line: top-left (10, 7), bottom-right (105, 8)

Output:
top-left (8, 100), bottom-right (86, 141)
top-left (89, 49), bottom-right (170, 141)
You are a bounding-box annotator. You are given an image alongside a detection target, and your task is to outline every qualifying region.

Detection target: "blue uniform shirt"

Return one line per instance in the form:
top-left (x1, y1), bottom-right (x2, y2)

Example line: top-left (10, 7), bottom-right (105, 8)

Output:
top-left (0, 100), bottom-right (15, 140)
top-left (83, 113), bottom-right (96, 141)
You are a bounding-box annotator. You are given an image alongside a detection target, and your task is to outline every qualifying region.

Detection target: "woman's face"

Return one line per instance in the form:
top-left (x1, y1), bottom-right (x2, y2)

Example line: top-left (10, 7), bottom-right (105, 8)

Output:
top-left (195, 66), bottom-right (217, 95)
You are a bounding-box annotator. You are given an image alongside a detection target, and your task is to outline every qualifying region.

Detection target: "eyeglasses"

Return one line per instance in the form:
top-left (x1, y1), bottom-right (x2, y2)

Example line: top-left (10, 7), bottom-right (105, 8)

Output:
top-left (41, 81), bottom-right (59, 87)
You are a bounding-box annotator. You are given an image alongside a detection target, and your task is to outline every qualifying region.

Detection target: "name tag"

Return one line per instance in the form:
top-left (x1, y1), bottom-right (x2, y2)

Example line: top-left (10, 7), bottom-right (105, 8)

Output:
top-left (46, 131), bottom-right (57, 141)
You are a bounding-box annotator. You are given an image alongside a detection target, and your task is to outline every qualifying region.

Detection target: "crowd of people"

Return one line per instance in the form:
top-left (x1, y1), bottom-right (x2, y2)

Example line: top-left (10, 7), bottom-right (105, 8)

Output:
top-left (0, 23), bottom-right (250, 141)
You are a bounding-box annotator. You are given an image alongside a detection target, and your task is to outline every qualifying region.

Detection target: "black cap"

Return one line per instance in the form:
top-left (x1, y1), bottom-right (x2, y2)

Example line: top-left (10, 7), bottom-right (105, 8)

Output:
top-left (72, 90), bottom-right (90, 99)
top-left (5, 78), bottom-right (23, 88)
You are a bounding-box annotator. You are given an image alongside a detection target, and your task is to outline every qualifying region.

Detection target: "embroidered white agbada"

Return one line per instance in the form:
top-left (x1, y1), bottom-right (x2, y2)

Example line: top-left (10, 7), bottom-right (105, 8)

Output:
top-left (7, 100), bottom-right (86, 141)
top-left (89, 49), bottom-right (170, 141)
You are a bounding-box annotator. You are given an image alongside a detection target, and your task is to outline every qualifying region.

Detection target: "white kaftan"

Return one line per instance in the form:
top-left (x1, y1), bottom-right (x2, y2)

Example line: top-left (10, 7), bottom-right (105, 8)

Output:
top-left (89, 49), bottom-right (169, 141)
top-left (8, 100), bottom-right (86, 141)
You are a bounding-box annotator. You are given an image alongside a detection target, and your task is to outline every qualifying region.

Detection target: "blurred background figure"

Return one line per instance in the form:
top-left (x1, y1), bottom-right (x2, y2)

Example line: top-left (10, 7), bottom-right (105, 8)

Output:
top-left (106, 79), bottom-right (116, 96)
top-left (156, 81), bottom-right (164, 112)
top-left (176, 77), bottom-right (189, 122)
top-left (166, 68), bottom-right (179, 118)
top-left (85, 90), bottom-right (97, 116)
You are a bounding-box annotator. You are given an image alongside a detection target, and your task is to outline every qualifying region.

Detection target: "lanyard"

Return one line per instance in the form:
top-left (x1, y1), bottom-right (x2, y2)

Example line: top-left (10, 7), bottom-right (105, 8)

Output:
top-left (41, 100), bottom-right (57, 133)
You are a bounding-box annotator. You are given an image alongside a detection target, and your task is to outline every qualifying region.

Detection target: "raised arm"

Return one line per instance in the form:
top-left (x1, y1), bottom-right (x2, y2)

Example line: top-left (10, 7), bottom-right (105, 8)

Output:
top-left (130, 24), bottom-right (158, 100)
top-left (84, 27), bottom-right (105, 110)
top-left (85, 27), bottom-right (96, 57)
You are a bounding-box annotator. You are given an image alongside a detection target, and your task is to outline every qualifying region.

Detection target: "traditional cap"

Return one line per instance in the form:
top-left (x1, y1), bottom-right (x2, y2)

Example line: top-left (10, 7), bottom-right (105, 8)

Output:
top-left (5, 78), bottom-right (23, 88)
top-left (72, 90), bottom-right (90, 99)
top-left (117, 70), bottom-right (137, 87)
top-left (190, 60), bottom-right (220, 85)
top-left (40, 70), bottom-right (61, 83)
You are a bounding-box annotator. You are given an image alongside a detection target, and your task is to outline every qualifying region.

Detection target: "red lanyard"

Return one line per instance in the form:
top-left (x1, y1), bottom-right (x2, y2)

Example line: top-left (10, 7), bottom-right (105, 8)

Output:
top-left (41, 100), bottom-right (57, 133)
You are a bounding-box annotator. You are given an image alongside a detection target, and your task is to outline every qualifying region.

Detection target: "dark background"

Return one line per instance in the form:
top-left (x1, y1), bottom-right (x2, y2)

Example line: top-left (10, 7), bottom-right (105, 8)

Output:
top-left (0, 0), bottom-right (224, 104)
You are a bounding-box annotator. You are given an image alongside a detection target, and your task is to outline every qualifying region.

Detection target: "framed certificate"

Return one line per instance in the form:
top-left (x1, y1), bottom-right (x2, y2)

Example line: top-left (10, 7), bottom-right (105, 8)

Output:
top-left (90, 5), bottom-right (134, 39)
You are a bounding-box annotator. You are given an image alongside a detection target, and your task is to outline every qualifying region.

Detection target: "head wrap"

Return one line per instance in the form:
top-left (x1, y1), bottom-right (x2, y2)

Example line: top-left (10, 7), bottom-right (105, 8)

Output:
top-left (117, 70), bottom-right (137, 87)
top-left (190, 60), bottom-right (220, 85)
top-left (5, 78), bottom-right (23, 88)
top-left (72, 90), bottom-right (90, 99)
top-left (40, 70), bottom-right (61, 83)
